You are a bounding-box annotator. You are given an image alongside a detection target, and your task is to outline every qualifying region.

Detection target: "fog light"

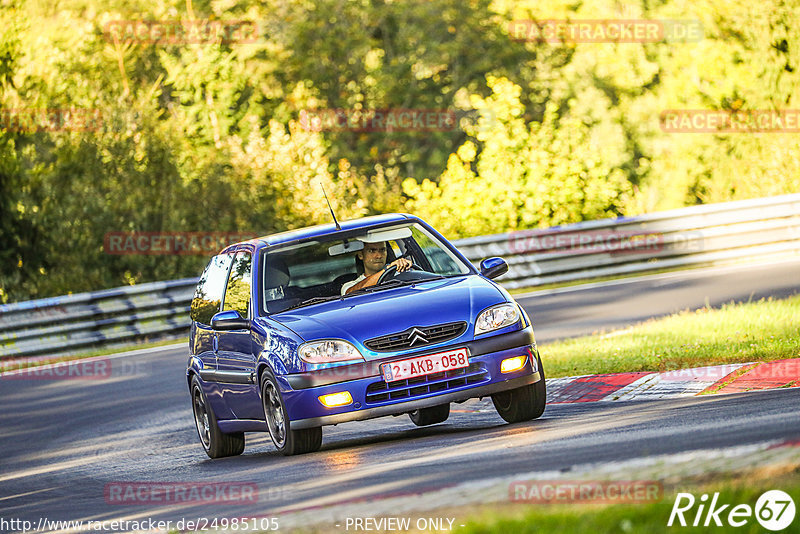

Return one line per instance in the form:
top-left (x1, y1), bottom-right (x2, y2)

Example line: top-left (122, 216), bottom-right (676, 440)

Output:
top-left (501, 356), bottom-right (527, 374)
top-left (318, 391), bottom-right (353, 408)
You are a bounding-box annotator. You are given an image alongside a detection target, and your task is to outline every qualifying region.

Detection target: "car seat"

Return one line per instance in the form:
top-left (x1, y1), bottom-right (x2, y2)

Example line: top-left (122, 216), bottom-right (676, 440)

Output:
top-left (264, 256), bottom-right (299, 313)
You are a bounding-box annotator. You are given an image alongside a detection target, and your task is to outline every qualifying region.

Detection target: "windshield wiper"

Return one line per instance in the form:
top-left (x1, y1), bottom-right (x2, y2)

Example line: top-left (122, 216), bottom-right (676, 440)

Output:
top-left (344, 279), bottom-right (404, 297)
top-left (345, 276), bottom-right (450, 297)
top-left (283, 295), bottom-right (342, 311)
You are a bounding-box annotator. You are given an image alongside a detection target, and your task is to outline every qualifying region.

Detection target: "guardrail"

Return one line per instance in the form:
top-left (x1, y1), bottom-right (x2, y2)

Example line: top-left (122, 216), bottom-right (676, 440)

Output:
top-left (456, 193), bottom-right (800, 289)
top-left (2, 194), bottom-right (799, 361)
top-left (0, 280), bottom-right (196, 361)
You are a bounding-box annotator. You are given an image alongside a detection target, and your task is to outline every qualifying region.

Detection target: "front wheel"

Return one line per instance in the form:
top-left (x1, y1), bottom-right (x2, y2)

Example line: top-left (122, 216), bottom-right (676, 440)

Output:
top-left (261, 371), bottom-right (322, 456)
top-left (191, 376), bottom-right (245, 458)
top-left (409, 403), bottom-right (450, 426)
top-left (491, 354), bottom-right (546, 423)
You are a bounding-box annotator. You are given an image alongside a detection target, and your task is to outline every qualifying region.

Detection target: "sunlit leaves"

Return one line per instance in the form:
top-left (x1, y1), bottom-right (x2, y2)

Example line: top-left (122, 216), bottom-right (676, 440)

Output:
top-left (404, 76), bottom-right (632, 237)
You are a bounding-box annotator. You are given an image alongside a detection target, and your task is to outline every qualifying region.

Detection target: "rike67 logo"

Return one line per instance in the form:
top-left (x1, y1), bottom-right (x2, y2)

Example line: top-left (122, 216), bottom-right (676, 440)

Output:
top-left (668, 490), bottom-right (796, 531)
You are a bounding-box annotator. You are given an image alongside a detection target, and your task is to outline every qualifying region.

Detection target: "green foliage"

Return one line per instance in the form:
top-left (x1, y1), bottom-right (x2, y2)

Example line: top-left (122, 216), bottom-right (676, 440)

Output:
top-left (281, 0), bottom-right (534, 184)
top-left (0, 0), bottom-right (798, 301)
top-left (403, 0), bottom-right (800, 231)
top-left (403, 76), bottom-right (632, 237)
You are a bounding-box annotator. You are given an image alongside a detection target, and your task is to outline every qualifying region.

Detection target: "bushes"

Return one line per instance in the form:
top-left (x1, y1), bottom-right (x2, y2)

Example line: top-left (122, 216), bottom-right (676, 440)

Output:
top-left (1, 0), bottom-right (799, 301)
top-left (403, 77), bottom-right (633, 238)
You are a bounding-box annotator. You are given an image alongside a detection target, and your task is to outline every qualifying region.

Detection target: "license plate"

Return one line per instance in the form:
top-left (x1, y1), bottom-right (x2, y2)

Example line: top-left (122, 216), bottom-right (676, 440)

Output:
top-left (381, 348), bottom-right (469, 382)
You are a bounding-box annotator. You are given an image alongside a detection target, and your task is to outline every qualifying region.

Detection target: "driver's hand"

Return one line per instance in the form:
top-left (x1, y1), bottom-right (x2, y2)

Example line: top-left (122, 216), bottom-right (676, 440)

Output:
top-left (390, 258), bottom-right (412, 272)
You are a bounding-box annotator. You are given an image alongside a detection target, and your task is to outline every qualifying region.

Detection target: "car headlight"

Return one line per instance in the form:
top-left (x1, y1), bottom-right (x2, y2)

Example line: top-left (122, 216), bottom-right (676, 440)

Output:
top-left (475, 303), bottom-right (520, 335)
top-left (298, 339), bottom-right (365, 364)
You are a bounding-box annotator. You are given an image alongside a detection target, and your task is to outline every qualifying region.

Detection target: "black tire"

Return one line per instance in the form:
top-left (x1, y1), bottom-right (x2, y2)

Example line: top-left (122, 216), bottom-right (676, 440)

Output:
top-left (260, 371), bottom-right (322, 456)
top-left (409, 403), bottom-right (450, 426)
top-left (191, 376), bottom-right (245, 459)
top-left (491, 354), bottom-right (547, 423)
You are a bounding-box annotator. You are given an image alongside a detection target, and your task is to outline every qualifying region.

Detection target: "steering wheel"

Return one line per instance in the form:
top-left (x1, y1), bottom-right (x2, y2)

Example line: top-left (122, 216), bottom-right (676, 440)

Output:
top-left (397, 254), bottom-right (426, 272)
top-left (376, 264), bottom-right (398, 285)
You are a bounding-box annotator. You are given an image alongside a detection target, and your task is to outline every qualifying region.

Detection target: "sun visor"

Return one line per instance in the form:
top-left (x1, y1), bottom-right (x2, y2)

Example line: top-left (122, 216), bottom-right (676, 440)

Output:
top-left (359, 227), bottom-right (412, 243)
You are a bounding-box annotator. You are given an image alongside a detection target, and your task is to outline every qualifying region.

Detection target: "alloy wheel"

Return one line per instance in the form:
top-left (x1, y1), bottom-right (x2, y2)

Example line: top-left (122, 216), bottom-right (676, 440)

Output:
top-left (192, 386), bottom-right (211, 449)
top-left (263, 381), bottom-right (286, 448)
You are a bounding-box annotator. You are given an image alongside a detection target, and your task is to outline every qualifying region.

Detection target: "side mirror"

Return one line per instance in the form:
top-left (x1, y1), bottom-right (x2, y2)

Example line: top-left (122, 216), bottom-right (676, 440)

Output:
top-left (480, 257), bottom-right (508, 280)
top-left (211, 310), bottom-right (250, 331)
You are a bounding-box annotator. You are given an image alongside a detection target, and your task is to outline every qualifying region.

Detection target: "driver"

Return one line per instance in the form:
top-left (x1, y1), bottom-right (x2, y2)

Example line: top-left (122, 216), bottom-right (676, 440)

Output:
top-left (341, 241), bottom-right (412, 295)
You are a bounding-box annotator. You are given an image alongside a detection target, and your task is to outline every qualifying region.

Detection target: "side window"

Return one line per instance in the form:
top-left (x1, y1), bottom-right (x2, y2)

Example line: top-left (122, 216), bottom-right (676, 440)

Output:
top-left (387, 239), bottom-right (403, 261)
top-left (223, 252), bottom-right (252, 318)
top-left (190, 254), bottom-right (234, 325)
top-left (409, 225), bottom-right (467, 275)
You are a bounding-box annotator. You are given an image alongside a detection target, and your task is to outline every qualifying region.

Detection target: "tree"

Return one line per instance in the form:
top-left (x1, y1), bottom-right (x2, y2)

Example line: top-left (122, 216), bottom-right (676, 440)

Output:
top-left (403, 76), bottom-right (632, 237)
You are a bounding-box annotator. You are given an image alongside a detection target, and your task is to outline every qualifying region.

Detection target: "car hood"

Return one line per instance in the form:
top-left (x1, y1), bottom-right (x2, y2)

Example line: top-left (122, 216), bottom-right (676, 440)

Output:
top-left (270, 275), bottom-right (507, 359)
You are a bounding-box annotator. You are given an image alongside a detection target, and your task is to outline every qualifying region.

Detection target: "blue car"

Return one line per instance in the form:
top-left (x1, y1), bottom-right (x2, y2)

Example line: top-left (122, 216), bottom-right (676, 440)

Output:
top-left (187, 214), bottom-right (546, 457)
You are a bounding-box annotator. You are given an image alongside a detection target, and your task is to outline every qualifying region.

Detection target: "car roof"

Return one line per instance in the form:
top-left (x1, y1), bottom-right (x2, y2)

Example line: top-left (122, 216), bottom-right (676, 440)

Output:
top-left (220, 213), bottom-right (418, 253)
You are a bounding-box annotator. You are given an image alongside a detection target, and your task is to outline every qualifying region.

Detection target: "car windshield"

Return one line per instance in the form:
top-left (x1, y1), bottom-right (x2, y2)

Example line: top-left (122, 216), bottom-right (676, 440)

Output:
top-left (261, 222), bottom-right (472, 314)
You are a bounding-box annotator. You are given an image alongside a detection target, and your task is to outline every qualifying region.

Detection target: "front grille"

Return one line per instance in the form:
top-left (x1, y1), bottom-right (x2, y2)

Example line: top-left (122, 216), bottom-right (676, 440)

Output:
top-left (364, 322), bottom-right (467, 352)
top-left (365, 362), bottom-right (489, 404)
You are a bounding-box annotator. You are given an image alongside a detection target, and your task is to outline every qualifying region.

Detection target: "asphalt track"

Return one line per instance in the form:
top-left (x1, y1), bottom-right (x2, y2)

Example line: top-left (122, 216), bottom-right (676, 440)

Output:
top-left (1, 259), bottom-right (799, 530)
top-left (518, 258), bottom-right (800, 342)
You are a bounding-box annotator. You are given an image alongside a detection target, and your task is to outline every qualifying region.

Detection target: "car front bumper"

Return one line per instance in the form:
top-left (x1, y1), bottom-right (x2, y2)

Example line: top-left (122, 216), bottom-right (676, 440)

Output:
top-left (282, 326), bottom-right (541, 430)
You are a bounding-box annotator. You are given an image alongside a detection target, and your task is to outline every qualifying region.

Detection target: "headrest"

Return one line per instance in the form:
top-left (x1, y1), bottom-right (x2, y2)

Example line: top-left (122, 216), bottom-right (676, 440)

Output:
top-left (265, 257), bottom-right (290, 289)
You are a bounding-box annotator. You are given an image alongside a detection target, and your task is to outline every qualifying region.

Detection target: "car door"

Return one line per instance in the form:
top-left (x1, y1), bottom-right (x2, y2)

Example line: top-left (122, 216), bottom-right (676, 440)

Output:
top-left (190, 253), bottom-right (235, 371)
top-left (216, 250), bottom-right (262, 420)
top-left (190, 252), bottom-right (235, 417)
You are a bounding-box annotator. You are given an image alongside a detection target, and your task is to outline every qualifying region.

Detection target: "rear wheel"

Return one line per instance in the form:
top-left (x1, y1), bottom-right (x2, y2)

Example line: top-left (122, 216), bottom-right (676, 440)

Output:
top-left (409, 403), bottom-right (450, 426)
top-left (491, 354), bottom-right (546, 423)
top-left (191, 376), bottom-right (245, 458)
top-left (261, 371), bottom-right (322, 456)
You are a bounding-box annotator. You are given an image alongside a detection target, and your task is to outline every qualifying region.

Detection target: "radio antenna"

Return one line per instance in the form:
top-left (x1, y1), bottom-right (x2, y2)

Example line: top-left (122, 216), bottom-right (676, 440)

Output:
top-left (320, 182), bottom-right (342, 231)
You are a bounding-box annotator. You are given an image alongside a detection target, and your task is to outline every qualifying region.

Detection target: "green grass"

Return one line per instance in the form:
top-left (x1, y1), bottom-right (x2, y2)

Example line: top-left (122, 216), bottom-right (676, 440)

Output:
top-left (457, 468), bottom-right (800, 534)
top-left (540, 295), bottom-right (800, 378)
